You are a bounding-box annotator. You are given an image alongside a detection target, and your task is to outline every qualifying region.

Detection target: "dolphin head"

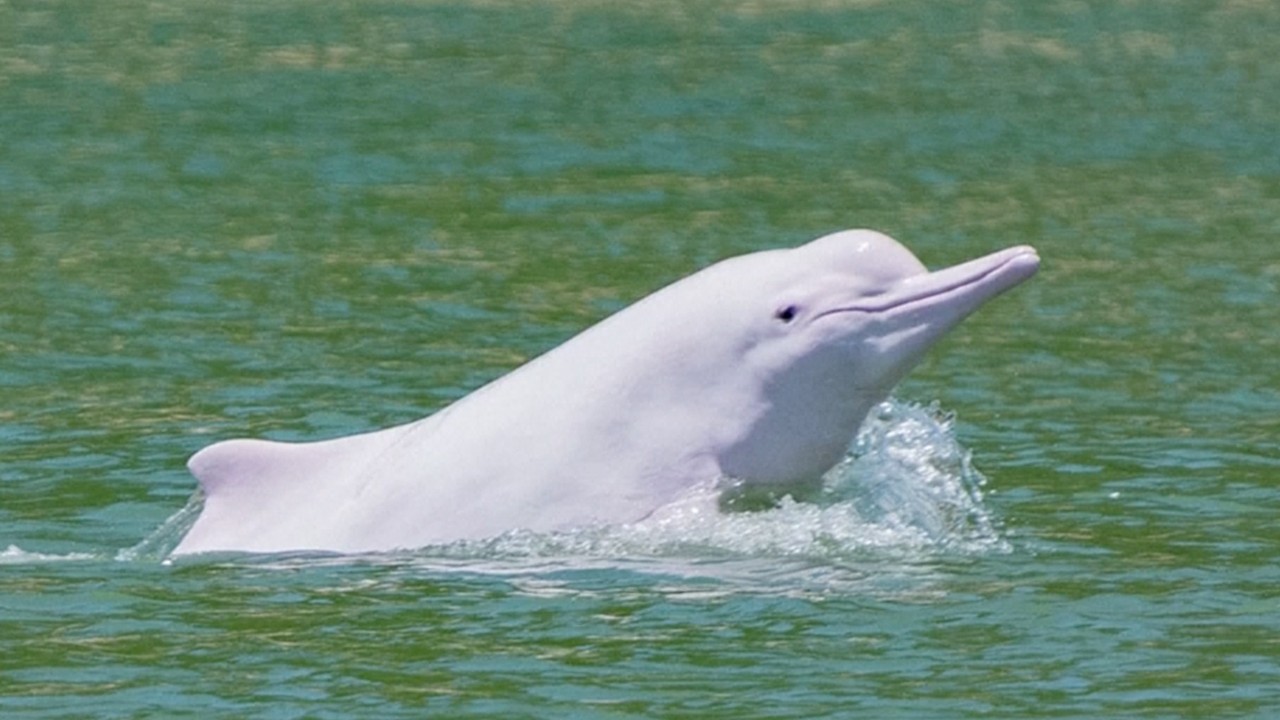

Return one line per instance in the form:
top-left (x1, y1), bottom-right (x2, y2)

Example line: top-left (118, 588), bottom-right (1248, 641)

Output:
top-left (715, 229), bottom-right (1039, 485)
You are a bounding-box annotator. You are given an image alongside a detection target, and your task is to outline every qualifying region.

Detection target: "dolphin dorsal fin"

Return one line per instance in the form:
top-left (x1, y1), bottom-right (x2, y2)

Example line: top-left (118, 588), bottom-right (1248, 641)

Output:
top-left (188, 424), bottom-right (412, 499)
top-left (188, 438), bottom-right (311, 498)
top-left (175, 426), bottom-right (415, 554)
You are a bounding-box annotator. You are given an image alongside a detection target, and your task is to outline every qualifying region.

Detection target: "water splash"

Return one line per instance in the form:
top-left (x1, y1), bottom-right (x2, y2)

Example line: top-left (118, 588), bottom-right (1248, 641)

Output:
top-left (830, 398), bottom-right (1006, 552)
top-left (117, 494), bottom-right (204, 563)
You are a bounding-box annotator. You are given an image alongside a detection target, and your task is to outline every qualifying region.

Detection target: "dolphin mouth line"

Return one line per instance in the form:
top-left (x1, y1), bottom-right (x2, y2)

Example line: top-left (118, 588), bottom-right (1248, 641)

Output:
top-left (813, 245), bottom-right (1039, 321)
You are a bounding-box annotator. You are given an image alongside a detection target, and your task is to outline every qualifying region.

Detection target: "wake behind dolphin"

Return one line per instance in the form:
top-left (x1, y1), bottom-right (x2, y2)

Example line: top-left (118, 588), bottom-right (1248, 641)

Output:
top-left (172, 229), bottom-right (1039, 556)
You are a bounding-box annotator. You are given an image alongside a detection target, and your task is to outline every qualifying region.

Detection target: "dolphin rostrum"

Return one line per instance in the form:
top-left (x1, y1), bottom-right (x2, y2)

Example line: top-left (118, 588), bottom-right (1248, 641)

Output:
top-left (172, 229), bottom-right (1039, 555)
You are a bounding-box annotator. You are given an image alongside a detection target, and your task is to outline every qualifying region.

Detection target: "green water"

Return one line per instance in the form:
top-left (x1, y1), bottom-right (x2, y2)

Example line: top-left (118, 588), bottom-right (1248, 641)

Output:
top-left (3, 0), bottom-right (1279, 716)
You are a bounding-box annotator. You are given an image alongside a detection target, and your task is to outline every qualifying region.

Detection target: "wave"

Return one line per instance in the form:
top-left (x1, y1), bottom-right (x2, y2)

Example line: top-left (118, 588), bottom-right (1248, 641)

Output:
top-left (0, 545), bottom-right (99, 564)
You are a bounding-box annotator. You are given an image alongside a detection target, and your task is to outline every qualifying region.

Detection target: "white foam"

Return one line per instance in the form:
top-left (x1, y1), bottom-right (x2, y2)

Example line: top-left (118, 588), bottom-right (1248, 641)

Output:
top-left (0, 545), bottom-right (98, 564)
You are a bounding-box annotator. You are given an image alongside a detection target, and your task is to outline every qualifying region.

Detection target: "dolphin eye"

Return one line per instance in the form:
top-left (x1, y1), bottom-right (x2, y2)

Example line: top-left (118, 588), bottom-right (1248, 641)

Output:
top-left (775, 304), bottom-right (799, 323)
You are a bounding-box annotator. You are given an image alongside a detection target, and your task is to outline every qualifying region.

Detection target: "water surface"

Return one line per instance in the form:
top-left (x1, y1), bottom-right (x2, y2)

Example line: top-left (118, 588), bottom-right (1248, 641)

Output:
top-left (2, 0), bottom-right (1279, 716)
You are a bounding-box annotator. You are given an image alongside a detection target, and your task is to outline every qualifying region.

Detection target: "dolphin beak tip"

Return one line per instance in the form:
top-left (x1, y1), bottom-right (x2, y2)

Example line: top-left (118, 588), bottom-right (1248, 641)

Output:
top-left (1005, 245), bottom-right (1041, 279)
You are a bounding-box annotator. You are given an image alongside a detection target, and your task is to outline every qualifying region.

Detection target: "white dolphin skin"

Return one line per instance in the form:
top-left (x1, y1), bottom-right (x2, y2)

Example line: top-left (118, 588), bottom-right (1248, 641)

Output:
top-left (172, 229), bottom-right (1039, 555)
